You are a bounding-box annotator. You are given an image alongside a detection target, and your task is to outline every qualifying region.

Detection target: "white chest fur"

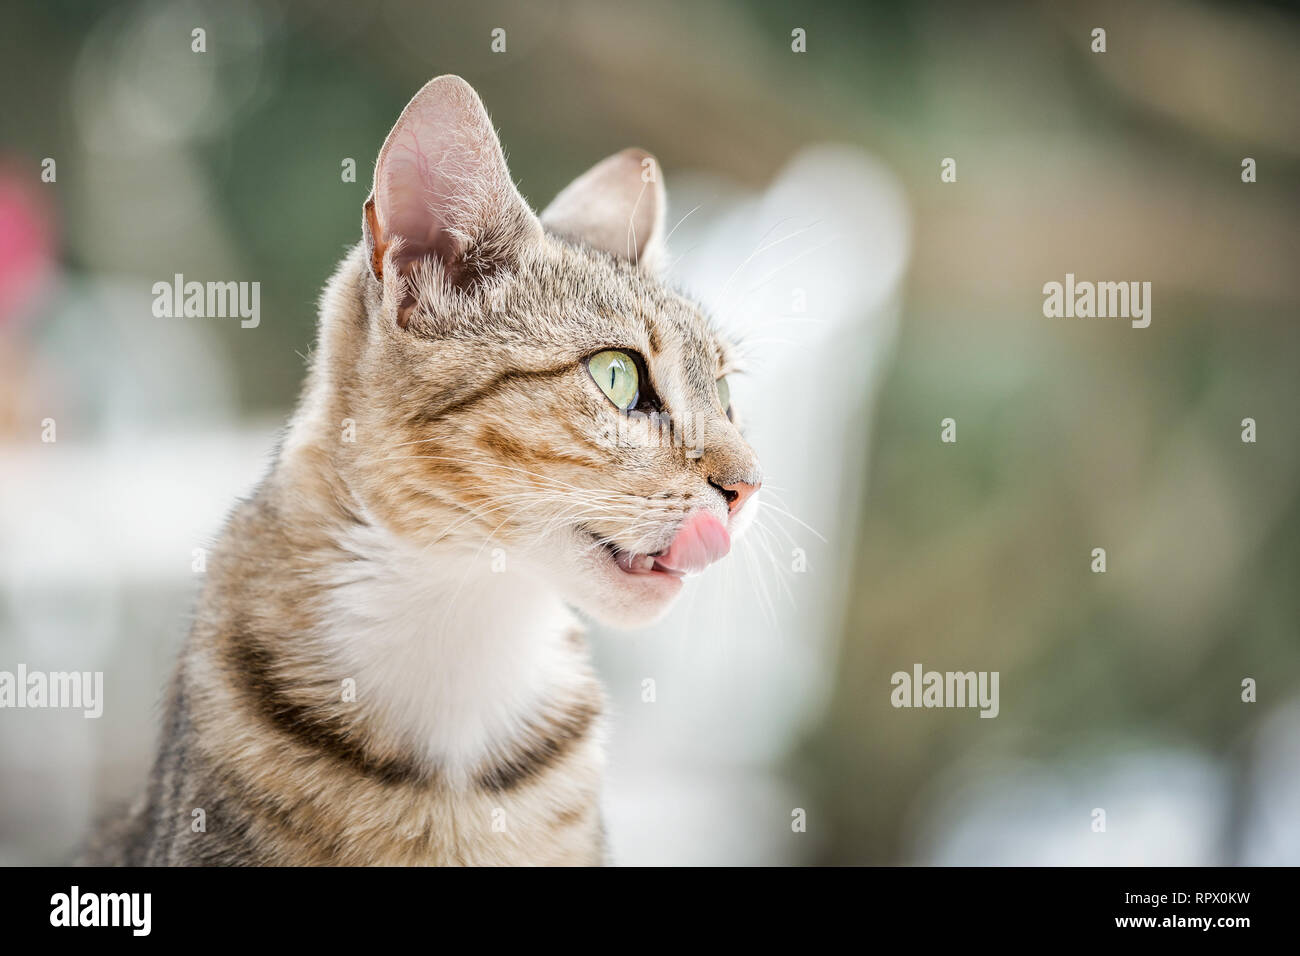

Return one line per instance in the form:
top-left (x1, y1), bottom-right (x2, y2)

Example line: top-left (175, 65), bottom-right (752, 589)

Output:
top-left (317, 521), bottom-right (591, 788)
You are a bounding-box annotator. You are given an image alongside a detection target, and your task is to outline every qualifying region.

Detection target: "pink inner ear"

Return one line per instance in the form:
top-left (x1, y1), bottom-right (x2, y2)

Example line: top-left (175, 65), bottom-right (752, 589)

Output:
top-left (372, 78), bottom-right (518, 284)
top-left (377, 109), bottom-right (465, 271)
top-left (366, 76), bottom-right (542, 315)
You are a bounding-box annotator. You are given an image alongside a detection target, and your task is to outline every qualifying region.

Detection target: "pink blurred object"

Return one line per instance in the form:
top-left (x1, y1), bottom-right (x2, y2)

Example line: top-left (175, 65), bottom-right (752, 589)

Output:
top-left (0, 164), bottom-right (56, 327)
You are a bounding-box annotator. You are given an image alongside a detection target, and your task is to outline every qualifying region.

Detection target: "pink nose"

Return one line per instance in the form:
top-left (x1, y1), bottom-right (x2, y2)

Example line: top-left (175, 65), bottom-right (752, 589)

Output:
top-left (713, 479), bottom-right (760, 516)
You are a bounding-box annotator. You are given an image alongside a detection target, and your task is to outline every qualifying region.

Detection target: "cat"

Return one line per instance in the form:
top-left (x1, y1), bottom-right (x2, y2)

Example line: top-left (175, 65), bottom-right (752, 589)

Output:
top-left (81, 75), bottom-right (762, 866)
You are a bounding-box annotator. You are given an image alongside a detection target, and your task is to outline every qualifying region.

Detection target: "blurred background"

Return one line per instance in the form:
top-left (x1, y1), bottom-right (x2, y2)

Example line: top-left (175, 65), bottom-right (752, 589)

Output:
top-left (1, 0), bottom-right (1297, 865)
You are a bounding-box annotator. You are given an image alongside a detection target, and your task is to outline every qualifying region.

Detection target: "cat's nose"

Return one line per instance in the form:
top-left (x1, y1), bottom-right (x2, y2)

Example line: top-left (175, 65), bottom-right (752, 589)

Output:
top-left (709, 478), bottom-right (761, 516)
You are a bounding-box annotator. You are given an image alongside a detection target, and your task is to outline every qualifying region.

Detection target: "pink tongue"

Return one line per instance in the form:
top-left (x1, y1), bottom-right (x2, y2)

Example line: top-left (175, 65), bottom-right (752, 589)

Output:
top-left (655, 511), bottom-right (731, 575)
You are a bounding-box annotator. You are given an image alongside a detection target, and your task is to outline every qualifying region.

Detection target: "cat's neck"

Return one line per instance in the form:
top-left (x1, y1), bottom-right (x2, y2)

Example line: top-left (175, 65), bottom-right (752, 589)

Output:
top-left (308, 507), bottom-right (589, 783)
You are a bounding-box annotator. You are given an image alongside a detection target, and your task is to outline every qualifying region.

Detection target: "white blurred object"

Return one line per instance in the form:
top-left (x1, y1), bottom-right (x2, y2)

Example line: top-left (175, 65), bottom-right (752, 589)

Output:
top-left (1240, 699), bottom-right (1300, 865)
top-left (0, 273), bottom-right (268, 864)
top-left (908, 713), bottom-right (1300, 867)
top-left (910, 750), bottom-right (1232, 866)
top-left (596, 146), bottom-right (910, 864)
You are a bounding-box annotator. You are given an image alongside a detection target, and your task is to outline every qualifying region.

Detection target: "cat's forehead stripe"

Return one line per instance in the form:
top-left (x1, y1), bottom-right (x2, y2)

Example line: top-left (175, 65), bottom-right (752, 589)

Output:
top-left (414, 362), bottom-right (578, 425)
top-left (645, 320), bottom-right (662, 356)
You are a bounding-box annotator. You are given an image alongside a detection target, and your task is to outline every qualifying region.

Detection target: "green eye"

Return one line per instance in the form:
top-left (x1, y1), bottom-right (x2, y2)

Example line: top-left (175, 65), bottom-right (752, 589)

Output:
top-left (716, 375), bottom-right (731, 413)
top-left (588, 350), bottom-right (639, 410)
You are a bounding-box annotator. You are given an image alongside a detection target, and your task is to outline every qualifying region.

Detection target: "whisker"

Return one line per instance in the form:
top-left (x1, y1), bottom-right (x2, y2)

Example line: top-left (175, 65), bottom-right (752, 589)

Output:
top-left (754, 498), bottom-right (826, 544)
top-left (715, 220), bottom-right (819, 303)
top-left (662, 203), bottom-right (701, 247)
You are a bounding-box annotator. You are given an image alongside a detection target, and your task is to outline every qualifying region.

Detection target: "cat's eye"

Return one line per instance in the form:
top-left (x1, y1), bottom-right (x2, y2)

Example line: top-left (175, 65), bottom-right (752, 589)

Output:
top-left (715, 375), bottom-right (731, 415)
top-left (588, 350), bottom-right (640, 411)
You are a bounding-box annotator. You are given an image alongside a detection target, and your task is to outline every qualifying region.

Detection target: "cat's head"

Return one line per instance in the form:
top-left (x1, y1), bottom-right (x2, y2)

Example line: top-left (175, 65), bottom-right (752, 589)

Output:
top-left (337, 75), bottom-right (761, 627)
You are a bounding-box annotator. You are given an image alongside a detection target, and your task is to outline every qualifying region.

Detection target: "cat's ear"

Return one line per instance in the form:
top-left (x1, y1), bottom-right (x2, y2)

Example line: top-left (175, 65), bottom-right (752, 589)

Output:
top-left (363, 75), bottom-right (542, 326)
top-left (541, 148), bottom-right (667, 271)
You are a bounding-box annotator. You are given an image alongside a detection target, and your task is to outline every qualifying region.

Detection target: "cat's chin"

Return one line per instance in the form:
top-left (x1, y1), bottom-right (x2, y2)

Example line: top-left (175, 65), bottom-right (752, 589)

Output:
top-left (539, 528), bottom-right (688, 629)
top-left (571, 554), bottom-right (687, 629)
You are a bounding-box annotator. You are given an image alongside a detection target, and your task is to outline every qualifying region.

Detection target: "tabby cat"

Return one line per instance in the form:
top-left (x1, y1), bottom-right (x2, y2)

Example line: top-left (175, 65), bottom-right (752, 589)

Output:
top-left (83, 75), bottom-right (761, 866)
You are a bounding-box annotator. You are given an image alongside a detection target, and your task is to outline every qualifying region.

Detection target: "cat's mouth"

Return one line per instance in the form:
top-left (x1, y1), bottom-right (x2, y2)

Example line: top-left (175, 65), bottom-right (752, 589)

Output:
top-left (584, 510), bottom-right (731, 579)
top-left (594, 539), bottom-right (687, 578)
